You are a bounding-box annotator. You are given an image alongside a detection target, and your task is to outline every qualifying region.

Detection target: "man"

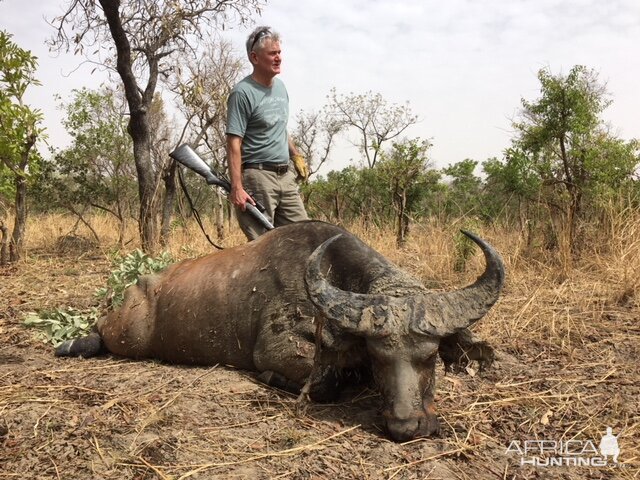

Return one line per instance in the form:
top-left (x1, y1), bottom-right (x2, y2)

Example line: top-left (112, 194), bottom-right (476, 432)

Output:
top-left (226, 26), bottom-right (309, 240)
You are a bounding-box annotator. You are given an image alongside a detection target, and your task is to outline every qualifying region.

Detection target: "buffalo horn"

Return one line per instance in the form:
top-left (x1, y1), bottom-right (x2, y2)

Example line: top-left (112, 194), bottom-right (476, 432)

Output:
top-left (305, 234), bottom-right (396, 336)
top-left (414, 230), bottom-right (505, 337)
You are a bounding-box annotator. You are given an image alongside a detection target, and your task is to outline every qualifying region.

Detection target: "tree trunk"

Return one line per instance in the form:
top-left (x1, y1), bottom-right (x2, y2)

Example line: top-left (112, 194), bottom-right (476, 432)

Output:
top-left (131, 120), bottom-right (160, 253)
top-left (570, 188), bottom-right (583, 252)
top-left (100, 0), bottom-right (160, 253)
top-left (0, 220), bottom-right (8, 265)
top-left (116, 202), bottom-right (126, 248)
top-left (558, 133), bottom-right (582, 254)
top-left (9, 166), bottom-right (28, 262)
top-left (333, 193), bottom-right (342, 224)
top-left (160, 159), bottom-right (177, 247)
top-left (395, 188), bottom-right (408, 247)
top-left (214, 189), bottom-right (225, 240)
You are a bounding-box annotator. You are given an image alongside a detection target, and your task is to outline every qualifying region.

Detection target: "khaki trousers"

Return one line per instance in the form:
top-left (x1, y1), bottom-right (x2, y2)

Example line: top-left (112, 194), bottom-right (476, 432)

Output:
top-left (235, 163), bottom-right (308, 241)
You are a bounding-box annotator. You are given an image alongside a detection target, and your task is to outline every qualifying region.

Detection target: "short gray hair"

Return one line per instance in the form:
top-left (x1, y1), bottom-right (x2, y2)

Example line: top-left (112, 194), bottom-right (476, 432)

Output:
top-left (246, 26), bottom-right (281, 59)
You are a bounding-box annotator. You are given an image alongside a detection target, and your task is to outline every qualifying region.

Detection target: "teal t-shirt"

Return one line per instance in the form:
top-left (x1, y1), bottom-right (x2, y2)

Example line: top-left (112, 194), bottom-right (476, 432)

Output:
top-left (226, 75), bottom-right (289, 165)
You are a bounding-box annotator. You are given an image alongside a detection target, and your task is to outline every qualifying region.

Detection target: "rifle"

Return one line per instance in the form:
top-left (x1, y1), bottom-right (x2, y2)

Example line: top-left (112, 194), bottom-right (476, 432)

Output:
top-left (169, 144), bottom-right (274, 231)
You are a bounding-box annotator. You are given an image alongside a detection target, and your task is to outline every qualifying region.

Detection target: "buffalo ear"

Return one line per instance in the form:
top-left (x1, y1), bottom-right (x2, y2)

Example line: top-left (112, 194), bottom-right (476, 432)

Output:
top-left (305, 234), bottom-right (395, 336)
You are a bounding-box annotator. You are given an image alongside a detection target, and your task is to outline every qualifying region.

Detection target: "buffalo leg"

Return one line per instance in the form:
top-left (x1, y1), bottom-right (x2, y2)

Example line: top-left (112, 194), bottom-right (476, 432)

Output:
top-left (252, 326), bottom-right (347, 401)
top-left (256, 370), bottom-right (303, 394)
top-left (255, 367), bottom-right (353, 402)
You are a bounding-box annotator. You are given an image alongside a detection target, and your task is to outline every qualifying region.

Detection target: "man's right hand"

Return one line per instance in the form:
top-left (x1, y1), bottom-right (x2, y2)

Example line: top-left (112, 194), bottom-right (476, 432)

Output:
top-left (230, 186), bottom-right (255, 211)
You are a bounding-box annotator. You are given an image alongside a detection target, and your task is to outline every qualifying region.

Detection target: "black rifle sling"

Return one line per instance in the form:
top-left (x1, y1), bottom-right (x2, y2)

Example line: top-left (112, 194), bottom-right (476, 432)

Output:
top-left (177, 164), bottom-right (225, 250)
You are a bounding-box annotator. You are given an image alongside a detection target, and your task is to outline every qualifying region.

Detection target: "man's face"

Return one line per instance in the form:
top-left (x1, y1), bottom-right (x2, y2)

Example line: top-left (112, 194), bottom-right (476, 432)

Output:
top-left (252, 39), bottom-right (281, 77)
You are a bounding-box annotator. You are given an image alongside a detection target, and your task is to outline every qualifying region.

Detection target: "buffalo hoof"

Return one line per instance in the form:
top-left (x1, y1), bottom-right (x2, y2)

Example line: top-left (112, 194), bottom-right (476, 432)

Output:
top-left (256, 370), bottom-right (302, 395)
top-left (55, 332), bottom-right (103, 358)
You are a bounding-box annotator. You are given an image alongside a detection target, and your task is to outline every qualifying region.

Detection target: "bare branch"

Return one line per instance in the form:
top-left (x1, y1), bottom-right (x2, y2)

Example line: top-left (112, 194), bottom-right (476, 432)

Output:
top-left (327, 89), bottom-right (418, 168)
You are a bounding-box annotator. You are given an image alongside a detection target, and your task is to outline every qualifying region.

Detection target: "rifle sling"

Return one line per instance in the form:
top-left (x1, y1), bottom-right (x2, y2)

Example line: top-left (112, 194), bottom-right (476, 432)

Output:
top-left (177, 165), bottom-right (225, 250)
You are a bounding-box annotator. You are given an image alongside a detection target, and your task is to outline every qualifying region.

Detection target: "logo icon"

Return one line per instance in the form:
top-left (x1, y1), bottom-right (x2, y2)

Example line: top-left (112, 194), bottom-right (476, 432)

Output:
top-left (599, 427), bottom-right (620, 463)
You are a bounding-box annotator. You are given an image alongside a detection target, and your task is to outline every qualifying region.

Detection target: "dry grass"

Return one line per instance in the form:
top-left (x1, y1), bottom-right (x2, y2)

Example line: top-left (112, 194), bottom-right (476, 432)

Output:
top-left (1, 212), bottom-right (638, 479)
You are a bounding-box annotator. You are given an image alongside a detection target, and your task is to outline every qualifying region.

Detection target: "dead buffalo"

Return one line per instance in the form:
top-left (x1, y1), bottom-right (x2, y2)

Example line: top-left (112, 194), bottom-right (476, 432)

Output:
top-left (56, 220), bottom-right (504, 441)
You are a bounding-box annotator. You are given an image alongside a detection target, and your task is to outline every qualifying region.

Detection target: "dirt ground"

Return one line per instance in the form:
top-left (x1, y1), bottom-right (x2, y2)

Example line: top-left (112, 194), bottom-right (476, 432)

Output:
top-left (1, 238), bottom-right (638, 479)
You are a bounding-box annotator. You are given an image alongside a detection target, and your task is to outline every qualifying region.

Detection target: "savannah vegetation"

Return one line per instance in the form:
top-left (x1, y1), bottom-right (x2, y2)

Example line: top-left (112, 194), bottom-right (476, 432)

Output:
top-left (1, 1), bottom-right (639, 478)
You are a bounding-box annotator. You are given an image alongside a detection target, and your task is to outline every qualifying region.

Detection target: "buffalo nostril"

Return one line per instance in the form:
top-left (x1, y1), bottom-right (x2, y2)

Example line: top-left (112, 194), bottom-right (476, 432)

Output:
top-left (386, 415), bottom-right (440, 442)
top-left (386, 418), bottom-right (420, 442)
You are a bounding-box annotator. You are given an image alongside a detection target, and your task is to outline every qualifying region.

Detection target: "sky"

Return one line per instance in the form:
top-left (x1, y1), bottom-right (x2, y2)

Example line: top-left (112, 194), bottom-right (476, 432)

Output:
top-left (2, 0), bottom-right (639, 172)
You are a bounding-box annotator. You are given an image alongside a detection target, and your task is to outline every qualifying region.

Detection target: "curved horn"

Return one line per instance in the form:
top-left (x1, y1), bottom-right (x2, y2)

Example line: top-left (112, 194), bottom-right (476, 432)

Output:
top-left (414, 230), bottom-right (505, 337)
top-left (305, 234), bottom-right (396, 336)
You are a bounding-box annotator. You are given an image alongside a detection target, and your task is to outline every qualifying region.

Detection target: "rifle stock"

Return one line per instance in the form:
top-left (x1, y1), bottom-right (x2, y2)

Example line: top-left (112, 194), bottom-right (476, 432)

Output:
top-left (169, 144), bottom-right (274, 231)
top-left (169, 144), bottom-right (231, 190)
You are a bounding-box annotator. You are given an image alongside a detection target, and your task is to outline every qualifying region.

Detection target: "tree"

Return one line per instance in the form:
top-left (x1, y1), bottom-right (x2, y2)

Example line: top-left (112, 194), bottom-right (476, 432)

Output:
top-left (0, 31), bottom-right (45, 263)
top-left (482, 153), bottom-right (541, 241)
top-left (171, 39), bottom-right (244, 158)
top-left (303, 140), bottom-right (439, 238)
top-left (511, 65), bottom-right (639, 251)
top-left (377, 139), bottom-right (434, 246)
top-left (146, 93), bottom-right (177, 246)
top-left (169, 39), bottom-right (244, 240)
top-left (50, 0), bottom-right (262, 252)
top-left (441, 159), bottom-right (483, 218)
top-left (36, 86), bottom-right (136, 246)
top-left (291, 108), bottom-right (343, 178)
top-left (303, 166), bottom-right (386, 225)
top-left (327, 88), bottom-right (418, 168)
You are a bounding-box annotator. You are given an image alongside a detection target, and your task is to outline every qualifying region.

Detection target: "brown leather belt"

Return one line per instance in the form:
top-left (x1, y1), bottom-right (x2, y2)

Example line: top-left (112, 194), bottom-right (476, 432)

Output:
top-left (243, 163), bottom-right (289, 175)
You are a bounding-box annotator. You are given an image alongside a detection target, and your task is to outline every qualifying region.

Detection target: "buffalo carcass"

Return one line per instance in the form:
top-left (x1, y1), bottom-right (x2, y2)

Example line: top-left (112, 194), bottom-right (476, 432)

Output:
top-left (56, 220), bottom-right (504, 441)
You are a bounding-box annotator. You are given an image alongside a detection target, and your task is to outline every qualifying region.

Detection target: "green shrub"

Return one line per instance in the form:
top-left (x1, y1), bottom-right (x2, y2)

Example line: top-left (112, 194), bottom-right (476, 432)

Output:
top-left (23, 307), bottom-right (99, 347)
top-left (95, 249), bottom-right (173, 308)
top-left (453, 221), bottom-right (482, 272)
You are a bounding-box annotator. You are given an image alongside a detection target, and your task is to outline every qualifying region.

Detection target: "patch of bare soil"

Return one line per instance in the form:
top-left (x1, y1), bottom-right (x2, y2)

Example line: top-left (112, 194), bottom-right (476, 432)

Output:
top-left (1, 250), bottom-right (637, 479)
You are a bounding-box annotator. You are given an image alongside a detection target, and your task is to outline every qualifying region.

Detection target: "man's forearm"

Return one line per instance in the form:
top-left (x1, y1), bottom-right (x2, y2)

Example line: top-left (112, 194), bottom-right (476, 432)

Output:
top-left (227, 136), bottom-right (243, 190)
top-left (288, 135), bottom-right (300, 158)
top-left (227, 135), bottom-right (254, 209)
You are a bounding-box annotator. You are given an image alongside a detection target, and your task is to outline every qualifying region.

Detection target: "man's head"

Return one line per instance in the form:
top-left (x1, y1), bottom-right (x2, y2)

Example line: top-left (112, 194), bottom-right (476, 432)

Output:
top-left (246, 26), bottom-right (282, 78)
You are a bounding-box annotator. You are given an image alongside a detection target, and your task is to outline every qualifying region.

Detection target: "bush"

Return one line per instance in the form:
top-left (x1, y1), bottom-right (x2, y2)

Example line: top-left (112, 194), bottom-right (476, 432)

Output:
top-left (23, 307), bottom-right (99, 347)
top-left (95, 249), bottom-right (173, 308)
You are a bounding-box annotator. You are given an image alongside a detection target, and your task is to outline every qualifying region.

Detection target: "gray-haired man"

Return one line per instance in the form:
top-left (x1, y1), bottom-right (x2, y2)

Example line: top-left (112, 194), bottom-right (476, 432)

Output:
top-left (226, 26), bottom-right (309, 240)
